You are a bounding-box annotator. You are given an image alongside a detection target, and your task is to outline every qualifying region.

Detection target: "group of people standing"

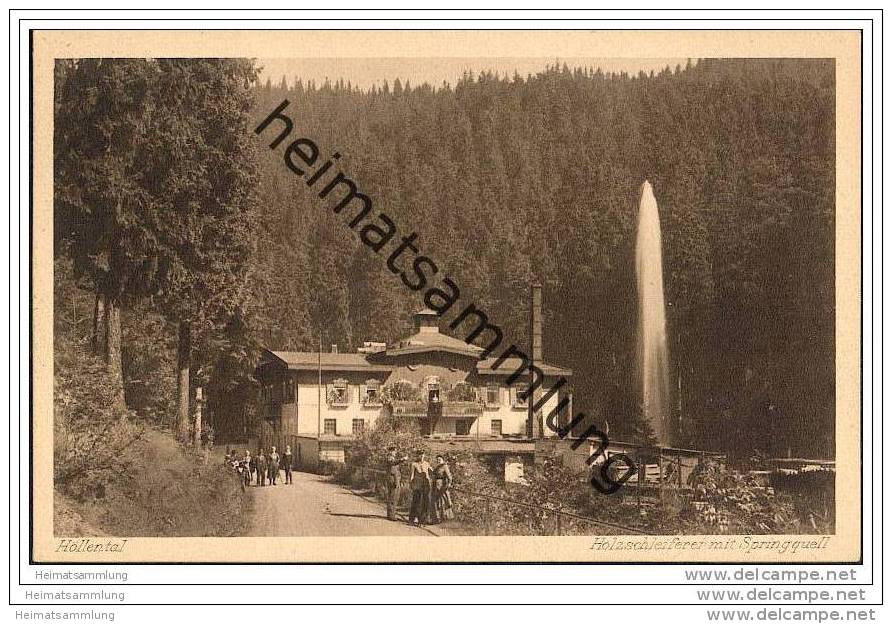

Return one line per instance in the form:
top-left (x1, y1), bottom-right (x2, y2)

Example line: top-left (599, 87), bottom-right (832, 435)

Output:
top-left (384, 448), bottom-right (454, 527)
top-left (226, 444), bottom-right (455, 527)
top-left (226, 445), bottom-right (294, 487)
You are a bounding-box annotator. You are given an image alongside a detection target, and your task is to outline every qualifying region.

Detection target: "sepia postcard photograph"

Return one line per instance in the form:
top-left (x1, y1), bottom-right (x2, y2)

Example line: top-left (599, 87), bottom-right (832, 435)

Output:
top-left (30, 28), bottom-right (863, 563)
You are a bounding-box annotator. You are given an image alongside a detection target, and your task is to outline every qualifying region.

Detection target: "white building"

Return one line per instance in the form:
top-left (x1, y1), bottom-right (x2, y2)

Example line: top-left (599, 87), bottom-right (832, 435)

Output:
top-left (253, 309), bottom-right (572, 466)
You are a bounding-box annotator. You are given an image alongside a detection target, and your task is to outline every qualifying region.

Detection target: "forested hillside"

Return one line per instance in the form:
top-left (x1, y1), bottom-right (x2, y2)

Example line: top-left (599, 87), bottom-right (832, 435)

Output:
top-left (53, 58), bottom-right (835, 462)
top-left (249, 59), bottom-right (835, 458)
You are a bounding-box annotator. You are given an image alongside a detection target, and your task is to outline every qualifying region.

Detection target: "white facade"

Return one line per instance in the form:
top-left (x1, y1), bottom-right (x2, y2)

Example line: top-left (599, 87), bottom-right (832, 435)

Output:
top-left (254, 310), bottom-right (572, 465)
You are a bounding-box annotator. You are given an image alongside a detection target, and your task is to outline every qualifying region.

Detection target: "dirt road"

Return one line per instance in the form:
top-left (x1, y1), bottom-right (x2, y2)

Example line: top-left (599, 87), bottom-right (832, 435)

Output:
top-left (247, 471), bottom-right (434, 537)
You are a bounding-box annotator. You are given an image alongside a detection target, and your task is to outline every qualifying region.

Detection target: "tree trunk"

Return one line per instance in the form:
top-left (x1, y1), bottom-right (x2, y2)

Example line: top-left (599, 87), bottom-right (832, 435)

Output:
top-left (176, 321), bottom-right (191, 444)
top-left (92, 292), bottom-right (106, 355)
top-left (193, 390), bottom-right (202, 448)
top-left (102, 294), bottom-right (125, 411)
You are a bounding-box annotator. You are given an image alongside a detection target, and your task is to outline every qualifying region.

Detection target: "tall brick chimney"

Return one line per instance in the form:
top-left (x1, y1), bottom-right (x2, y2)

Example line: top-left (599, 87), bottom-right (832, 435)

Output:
top-left (529, 283), bottom-right (543, 438)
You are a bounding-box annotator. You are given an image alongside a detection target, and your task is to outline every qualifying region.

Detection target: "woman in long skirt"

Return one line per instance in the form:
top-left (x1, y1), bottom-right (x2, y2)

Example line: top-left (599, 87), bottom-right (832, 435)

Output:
top-left (429, 454), bottom-right (454, 524)
top-left (408, 450), bottom-right (432, 526)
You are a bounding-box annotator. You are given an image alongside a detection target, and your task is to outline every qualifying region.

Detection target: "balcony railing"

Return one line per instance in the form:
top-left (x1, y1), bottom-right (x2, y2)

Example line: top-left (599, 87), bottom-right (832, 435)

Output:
top-left (389, 399), bottom-right (484, 418)
top-left (440, 400), bottom-right (484, 417)
top-left (389, 400), bottom-right (428, 417)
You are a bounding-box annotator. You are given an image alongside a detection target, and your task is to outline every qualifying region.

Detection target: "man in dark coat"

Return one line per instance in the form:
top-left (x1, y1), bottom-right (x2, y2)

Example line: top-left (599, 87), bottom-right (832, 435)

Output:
top-left (283, 445), bottom-right (294, 485)
top-left (384, 447), bottom-right (407, 521)
top-left (256, 450), bottom-right (268, 486)
top-left (268, 446), bottom-right (280, 485)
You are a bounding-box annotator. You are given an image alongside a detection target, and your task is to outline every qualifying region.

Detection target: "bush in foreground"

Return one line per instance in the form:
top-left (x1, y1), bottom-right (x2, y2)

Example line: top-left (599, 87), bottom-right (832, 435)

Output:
top-left (54, 335), bottom-right (144, 501)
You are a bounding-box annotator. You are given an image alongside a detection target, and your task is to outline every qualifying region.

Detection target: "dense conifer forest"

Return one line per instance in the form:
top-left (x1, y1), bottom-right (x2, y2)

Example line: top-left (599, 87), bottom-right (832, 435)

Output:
top-left (54, 58), bottom-right (835, 461)
top-left (249, 59), bottom-right (835, 458)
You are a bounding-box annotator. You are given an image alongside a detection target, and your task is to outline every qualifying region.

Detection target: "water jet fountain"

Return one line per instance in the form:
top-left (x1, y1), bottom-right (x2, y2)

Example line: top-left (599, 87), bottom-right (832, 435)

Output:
top-left (636, 181), bottom-right (672, 446)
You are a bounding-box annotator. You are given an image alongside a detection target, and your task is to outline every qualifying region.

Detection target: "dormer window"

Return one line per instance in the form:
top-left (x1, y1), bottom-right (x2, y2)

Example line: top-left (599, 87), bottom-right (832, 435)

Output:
top-left (327, 379), bottom-right (349, 406)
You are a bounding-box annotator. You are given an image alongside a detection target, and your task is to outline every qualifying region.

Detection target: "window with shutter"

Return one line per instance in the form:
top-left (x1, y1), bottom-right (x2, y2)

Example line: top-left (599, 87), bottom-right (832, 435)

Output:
top-left (512, 384), bottom-right (529, 409)
top-left (484, 384), bottom-right (501, 407)
top-left (361, 379), bottom-right (382, 406)
top-left (327, 379), bottom-right (349, 406)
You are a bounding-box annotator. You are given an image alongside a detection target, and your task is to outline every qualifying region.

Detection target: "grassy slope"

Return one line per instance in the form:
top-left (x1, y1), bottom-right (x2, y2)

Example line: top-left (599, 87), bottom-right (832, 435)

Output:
top-left (54, 427), bottom-right (252, 537)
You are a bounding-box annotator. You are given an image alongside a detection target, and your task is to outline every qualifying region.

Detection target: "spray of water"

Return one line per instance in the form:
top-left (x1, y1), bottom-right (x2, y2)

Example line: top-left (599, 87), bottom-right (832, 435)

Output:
top-left (636, 181), bottom-right (672, 445)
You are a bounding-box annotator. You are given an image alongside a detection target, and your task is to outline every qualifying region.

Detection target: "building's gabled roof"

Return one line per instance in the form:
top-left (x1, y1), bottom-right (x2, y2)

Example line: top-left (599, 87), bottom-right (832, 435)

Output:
top-left (258, 350), bottom-right (571, 378)
top-left (257, 308), bottom-right (571, 377)
top-left (377, 329), bottom-right (484, 358)
top-left (476, 357), bottom-right (572, 377)
top-left (261, 349), bottom-right (392, 373)
top-left (363, 307), bottom-right (484, 359)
